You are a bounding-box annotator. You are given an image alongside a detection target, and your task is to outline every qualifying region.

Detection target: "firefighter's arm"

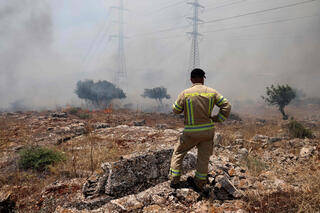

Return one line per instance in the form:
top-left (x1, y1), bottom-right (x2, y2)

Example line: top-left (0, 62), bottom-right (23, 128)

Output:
top-left (172, 92), bottom-right (184, 114)
top-left (212, 92), bottom-right (231, 122)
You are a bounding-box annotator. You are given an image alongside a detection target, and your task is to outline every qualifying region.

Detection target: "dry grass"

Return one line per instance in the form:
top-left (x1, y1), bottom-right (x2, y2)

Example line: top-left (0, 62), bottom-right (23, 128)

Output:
top-left (244, 156), bottom-right (320, 212)
top-left (1, 107), bottom-right (319, 212)
top-left (55, 135), bottom-right (133, 178)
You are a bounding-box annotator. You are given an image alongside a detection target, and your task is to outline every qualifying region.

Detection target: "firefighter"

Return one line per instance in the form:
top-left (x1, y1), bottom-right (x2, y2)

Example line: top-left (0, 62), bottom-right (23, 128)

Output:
top-left (169, 68), bottom-right (231, 192)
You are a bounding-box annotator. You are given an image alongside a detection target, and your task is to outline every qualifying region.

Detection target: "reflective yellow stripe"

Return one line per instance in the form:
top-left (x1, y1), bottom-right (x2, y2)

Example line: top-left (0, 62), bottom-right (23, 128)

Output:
top-left (175, 102), bottom-right (183, 110)
top-left (218, 113), bottom-right (226, 122)
top-left (217, 96), bottom-right (227, 106)
top-left (170, 168), bottom-right (181, 177)
top-left (172, 102), bottom-right (183, 112)
top-left (186, 98), bottom-right (194, 125)
top-left (195, 172), bottom-right (207, 180)
top-left (208, 97), bottom-right (214, 116)
top-left (185, 92), bottom-right (215, 97)
top-left (190, 100), bottom-right (194, 125)
top-left (184, 122), bottom-right (215, 132)
top-left (211, 97), bottom-right (214, 114)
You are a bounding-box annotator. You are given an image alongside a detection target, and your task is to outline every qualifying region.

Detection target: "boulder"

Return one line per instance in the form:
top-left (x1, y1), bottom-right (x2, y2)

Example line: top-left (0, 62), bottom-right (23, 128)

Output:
top-left (51, 112), bottom-right (68, 118)
top-left (83, 149), bottom-right (196, 198)
top-left (133, 119), bottom-right (146, 126)
top-left (94, 123), bottom-right (110, 129)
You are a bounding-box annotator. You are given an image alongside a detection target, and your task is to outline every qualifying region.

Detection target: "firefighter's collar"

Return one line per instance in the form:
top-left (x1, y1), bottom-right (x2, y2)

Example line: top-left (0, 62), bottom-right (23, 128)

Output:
top-left (192, 83), bottom-right (204, 87)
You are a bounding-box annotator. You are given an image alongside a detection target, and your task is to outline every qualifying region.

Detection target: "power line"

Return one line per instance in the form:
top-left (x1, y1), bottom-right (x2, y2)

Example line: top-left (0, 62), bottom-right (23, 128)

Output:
top-left (134, 0), bottom-right (186, 16)
top-left (86, 26), bottom-right (113, 65)
top-left (128, 24), bottom-right (189, 38)
top-left (203, 14), bottom-right (320, 34)
top-left (82, 9), bottom-right (112, 64)
top-left (145, 14), bottom-right (319, 40)
top-left (128, 0), bottom-right (319, 38)
top-left (148, 0), bottom-right (186, 14)
top-left (205, 0), bottom-right (246, 12)
top-left (202, 0), bottom-right (319, 25)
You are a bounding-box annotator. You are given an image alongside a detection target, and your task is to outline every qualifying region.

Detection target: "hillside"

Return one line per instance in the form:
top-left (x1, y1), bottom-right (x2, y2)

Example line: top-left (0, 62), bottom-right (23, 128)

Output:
top-left (0, 106), bottom-right (319, 212)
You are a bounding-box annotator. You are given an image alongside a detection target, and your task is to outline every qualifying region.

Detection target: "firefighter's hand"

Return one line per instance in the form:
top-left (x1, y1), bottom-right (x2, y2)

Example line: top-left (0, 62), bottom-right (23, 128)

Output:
top-left (210, 115), bottom-right (219, 122)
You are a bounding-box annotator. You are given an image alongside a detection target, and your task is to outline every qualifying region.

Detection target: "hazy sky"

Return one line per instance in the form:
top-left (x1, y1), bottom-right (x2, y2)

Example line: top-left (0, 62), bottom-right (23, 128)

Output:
top-left (1, 0), bottom-right (319, 109)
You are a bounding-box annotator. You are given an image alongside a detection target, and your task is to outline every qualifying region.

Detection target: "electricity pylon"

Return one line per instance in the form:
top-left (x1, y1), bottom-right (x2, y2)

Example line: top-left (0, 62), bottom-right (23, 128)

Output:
top-left (186, 0), bottom-right (204, 84)
top-left (110, 0), bottom-right (127, 90)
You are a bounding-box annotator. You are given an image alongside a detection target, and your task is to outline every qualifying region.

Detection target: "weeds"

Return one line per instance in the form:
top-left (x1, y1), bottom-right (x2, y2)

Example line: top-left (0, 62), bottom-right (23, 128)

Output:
top-left (242, 154), bottom-right (268, 176)
top-left (18, 147), bottom-right (66, 171)
top-left (78, 113), bottom-right (91, 120)
top-left (245, 190), bottom-right (299, 213)
top-left (288, 119), bottom-right (314, 139)
top-left (66, 107), bottom-right (91, 119)
top-left (67, 107), bottom-right (81, 116)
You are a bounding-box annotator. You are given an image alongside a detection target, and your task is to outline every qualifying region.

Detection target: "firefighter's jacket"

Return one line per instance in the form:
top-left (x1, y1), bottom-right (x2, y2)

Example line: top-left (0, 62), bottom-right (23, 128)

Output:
top-left (172, 83), bottom-right (231, 132)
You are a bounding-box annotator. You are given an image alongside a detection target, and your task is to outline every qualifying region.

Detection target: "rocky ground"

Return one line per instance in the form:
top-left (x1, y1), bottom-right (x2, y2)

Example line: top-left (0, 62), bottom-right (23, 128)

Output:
top-left (0, 106), bottom-right (319, 212)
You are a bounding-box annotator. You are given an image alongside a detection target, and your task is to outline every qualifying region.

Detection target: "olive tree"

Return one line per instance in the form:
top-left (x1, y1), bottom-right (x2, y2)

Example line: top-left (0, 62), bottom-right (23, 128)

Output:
top-left (262, 84), bottom-right (296, 120)
top-left (141, 86), bottom-right (170, 106)
top-left (75, 80), bottom-right (126, 109)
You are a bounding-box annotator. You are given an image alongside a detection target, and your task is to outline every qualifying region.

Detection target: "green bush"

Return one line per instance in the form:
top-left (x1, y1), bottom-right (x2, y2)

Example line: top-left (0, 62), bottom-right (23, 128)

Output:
top-left (288, 119), bottom-right (314, 139)
top-left (78, 113), bottom-right (90, 119)
top-left (68, 107), bottom-right (81, 115)
top-left (18, 147), bottom-right (66, 171)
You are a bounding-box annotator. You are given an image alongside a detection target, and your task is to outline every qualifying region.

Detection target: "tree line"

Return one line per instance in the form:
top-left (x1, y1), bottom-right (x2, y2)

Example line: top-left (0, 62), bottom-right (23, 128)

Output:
top-left (75, 79), bottom-right (299, 120)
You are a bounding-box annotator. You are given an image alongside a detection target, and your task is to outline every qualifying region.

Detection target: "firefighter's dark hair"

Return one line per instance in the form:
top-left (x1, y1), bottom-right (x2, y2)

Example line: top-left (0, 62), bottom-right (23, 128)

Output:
top-left (191, 68), bottom-right (206, 79)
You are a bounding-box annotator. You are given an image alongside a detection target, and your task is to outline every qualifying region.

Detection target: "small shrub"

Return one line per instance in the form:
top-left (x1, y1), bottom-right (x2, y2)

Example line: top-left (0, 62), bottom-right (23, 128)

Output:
top-left (18, 147), bottom-right (66, 171)
top-left (288, 119), bottom-right (313, 139)
top-left (243, 155), bottom-right (268, 175)
top-left (78, 113), bottom-right (90, 120)
top-left (68, 107), bottom-right (81, 115)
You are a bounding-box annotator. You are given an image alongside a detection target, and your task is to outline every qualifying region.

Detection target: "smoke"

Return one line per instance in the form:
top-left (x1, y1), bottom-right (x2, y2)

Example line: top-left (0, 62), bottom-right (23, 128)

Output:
top-left (0, 0), bottom-right (80, 110)
top-left (1, 0), bottom-right (319, 111)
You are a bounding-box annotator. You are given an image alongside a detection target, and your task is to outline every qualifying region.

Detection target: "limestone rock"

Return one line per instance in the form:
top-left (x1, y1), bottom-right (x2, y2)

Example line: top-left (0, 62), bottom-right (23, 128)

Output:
top-left (238, 148), bottom-right (248, 159)
top-left (93, 123), bottom-right (110, 129)
top-left (214, 132), bottom-right (223, 145)
top-left (83, 149), bottom-right (196, 198)
top-left (300, 146), bottom-right (315, 158)
top-left (51, 112), bottom-right (68, 118)
top-left (215, 175), bottom-right (243, 198)
top-left (155, 124), bottom-right (168, 129)
top-left (133, 119), bottom-right (146, 126)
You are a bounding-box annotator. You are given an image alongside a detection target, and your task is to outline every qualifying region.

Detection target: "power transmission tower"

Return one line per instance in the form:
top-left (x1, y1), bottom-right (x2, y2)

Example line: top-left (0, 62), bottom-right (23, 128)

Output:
top-left (110, 0), bottom-right (127, 90)
top-left (186, 0), bottom-right (204, 83)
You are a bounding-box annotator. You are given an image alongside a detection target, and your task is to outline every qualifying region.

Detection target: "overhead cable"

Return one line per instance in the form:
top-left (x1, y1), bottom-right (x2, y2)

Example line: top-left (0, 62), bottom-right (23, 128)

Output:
top-left (205, 0), bottom-right (247, 12)
top-left (128, 0), bottom-right (319, 38)
top-left (201, 0), bottom-right (319, 25)
top-left (144, 14), bottom-right (319, 40)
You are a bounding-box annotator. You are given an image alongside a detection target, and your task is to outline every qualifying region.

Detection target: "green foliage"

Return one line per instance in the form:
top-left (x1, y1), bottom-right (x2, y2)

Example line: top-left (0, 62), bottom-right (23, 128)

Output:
top-left (67, 107), bottom-right (90, 119)
top-left (68, 107), bottom-right (81, 115)
top-left (18, 147), bottom-right (66, 171)
top-left (262, 84), bottom-right (296, 120)
top-left (75, 80), bottom-right (126, 108)
top-left (288, 119), bottom-right (314, 139)
top-left (78, 113), bottom-right (90, 120)
top-left (141, 86), bottom-right (170, 104)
